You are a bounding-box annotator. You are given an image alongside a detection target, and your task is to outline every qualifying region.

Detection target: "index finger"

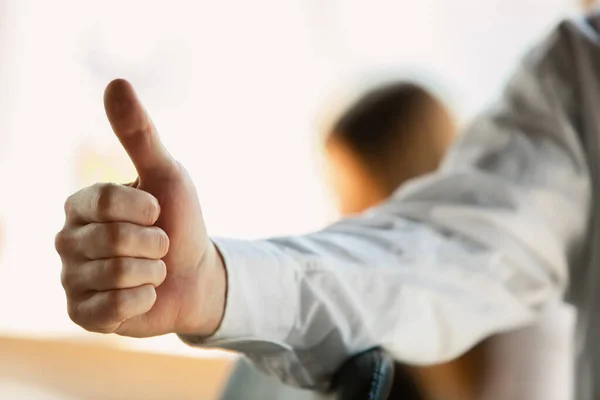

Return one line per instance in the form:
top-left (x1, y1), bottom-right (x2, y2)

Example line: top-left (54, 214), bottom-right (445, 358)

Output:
top-left (65, 183), bottom-right (160, 226)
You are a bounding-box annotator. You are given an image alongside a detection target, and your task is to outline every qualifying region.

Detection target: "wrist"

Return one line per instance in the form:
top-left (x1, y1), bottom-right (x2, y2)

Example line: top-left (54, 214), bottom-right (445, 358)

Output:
top-left (176, 241), bottom-right (227, 337)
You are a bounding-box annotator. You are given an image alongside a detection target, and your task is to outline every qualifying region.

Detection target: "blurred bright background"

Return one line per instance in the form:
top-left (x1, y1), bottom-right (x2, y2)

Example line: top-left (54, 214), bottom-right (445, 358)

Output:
top-left (0, 0), bottom-right (588, 398)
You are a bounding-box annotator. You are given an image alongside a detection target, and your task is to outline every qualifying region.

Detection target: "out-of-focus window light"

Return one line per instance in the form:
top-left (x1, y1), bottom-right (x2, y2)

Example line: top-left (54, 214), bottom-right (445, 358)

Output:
top-left (0, 0), bottom-right (579, 355)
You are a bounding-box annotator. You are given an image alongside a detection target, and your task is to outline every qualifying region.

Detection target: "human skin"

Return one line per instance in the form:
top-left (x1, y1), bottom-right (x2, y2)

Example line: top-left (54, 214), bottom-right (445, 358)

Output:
top-left (55, 79), bottom-right (226, 338)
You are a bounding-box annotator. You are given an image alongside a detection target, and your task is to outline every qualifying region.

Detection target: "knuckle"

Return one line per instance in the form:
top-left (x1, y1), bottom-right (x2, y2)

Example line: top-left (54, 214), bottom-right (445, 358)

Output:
top-left (105, 223), bottom-right (120, 246)
top-left (109, 258), bottom-right (131, 287)
top-left (94, 183), bottom-right (119, 221)
top-left (105, 223), bottom-right (130, 253)
top-left (67, 296), bottom-right (116, 334)
top-left (66, 300), bottom-right (82, 325)
top-left (63, 195), bottom-right (74, 217)
top-left (60, 267), bottom-right (74, 291)
top-left (138, 124), bottom-right (155, 149)
top-left (54, 230), bottom-right (72, 255)
top-left (54, 231), bottom-right (65, 253)
top-left (107, 291), bottom-right (129, 321)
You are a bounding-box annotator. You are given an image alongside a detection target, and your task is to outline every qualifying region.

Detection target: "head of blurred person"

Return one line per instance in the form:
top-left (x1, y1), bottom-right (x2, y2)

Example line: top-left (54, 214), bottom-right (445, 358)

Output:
top-left (322, 82), bottom-right (455, 216)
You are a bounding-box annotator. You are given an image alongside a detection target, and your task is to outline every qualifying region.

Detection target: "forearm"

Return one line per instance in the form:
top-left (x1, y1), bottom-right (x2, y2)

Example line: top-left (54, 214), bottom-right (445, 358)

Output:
top-left (181, 183), bottom-right (577, 388)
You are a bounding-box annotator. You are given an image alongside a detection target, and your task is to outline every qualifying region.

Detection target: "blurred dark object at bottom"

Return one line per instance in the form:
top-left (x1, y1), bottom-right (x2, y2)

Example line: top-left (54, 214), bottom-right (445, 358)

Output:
top-left (219, 348), bottom-right (424, 400)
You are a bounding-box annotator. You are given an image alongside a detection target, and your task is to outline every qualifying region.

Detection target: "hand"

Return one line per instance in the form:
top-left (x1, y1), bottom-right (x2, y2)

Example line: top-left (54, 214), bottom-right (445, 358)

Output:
top-left (55, 79), bottom-right (226, 338)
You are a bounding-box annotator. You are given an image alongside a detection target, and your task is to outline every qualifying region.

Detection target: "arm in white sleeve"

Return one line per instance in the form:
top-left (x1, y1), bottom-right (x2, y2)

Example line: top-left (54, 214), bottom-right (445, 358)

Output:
top-left (180, 17), bottom-right (592, 388)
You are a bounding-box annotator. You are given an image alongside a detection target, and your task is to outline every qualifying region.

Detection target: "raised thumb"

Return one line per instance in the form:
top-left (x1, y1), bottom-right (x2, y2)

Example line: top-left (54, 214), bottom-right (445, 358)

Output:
top-left (104, 79), bottom-right (177, 179)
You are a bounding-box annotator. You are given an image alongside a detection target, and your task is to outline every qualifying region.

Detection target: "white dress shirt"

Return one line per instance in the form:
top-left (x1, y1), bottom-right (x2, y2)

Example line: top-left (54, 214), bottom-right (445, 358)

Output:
top-left (181, 13), bottom-right (600, 400)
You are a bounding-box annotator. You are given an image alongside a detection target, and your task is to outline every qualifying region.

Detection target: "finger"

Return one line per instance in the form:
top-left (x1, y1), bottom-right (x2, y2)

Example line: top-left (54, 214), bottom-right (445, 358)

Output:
top-left (64, 183), bottom-right (160, 225)
top-left (104, 79), bottom-right (178, 179)
top-left (61, 222), bottom-right (169, 260)
top-left (63, 258), bottom-right (167, 293)
top-left (68, 285), bottom-right (156, 334)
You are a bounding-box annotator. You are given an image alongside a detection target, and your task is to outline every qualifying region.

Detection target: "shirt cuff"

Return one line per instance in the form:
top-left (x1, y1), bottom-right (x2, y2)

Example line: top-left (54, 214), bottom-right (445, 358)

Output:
top-left (179, 237), bottom-right (301, 349)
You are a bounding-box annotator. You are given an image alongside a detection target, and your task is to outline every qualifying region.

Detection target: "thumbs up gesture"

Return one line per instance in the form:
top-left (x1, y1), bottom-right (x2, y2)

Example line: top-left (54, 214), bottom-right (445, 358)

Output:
top-left (55, 79), bottom-right (226, 338)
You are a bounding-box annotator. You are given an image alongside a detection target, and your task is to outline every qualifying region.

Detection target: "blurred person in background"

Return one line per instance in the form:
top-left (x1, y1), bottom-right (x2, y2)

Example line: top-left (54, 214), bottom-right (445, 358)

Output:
top-left (322, 82), bottom-right (454, 217)
top-left (56, 10), bottom-right (600, 400)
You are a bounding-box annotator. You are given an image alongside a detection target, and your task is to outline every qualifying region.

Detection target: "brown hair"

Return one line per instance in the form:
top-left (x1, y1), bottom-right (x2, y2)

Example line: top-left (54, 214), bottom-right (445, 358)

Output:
top-left (329, 82), bottom-right (452, 195)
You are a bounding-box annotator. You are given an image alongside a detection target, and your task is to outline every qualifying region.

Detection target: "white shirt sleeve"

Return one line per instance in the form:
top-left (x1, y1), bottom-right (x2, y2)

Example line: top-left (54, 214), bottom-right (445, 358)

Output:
top-left (180, 17), bottom-right (592, 389)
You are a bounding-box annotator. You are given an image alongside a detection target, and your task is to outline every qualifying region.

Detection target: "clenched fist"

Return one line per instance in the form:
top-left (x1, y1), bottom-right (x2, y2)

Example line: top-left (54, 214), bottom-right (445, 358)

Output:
top-left (55, 79), bottom-right (226, 338)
